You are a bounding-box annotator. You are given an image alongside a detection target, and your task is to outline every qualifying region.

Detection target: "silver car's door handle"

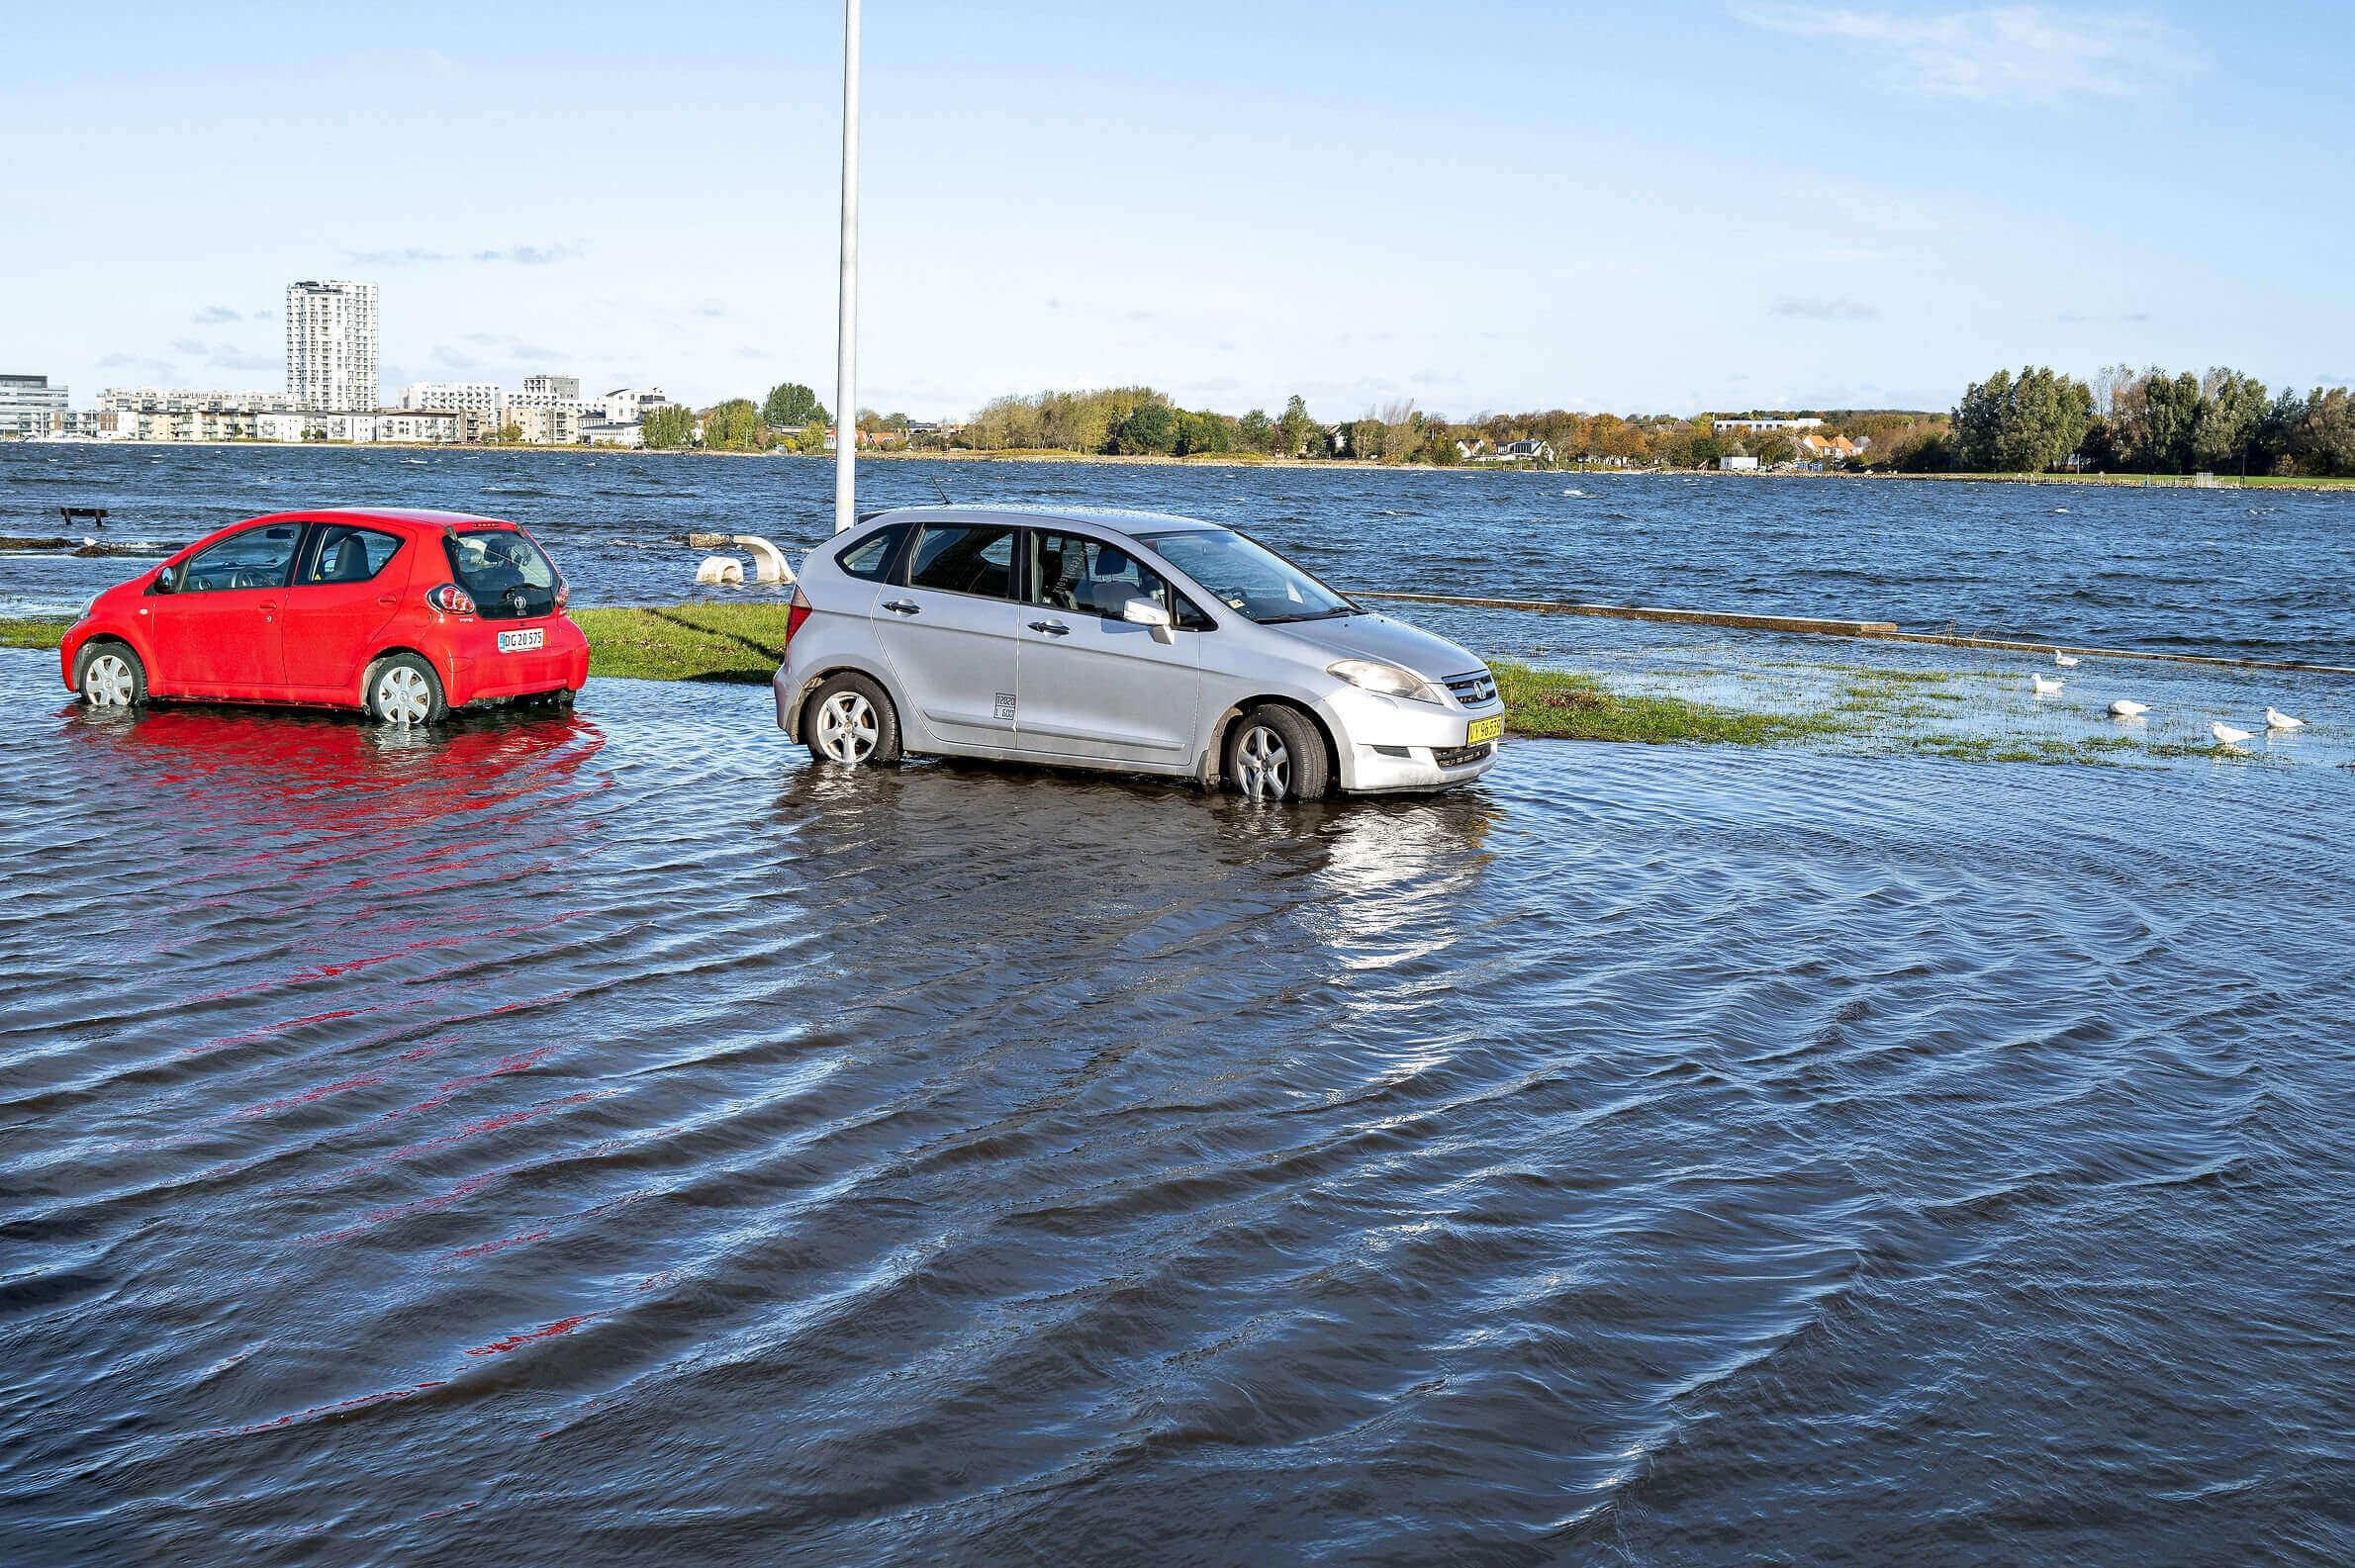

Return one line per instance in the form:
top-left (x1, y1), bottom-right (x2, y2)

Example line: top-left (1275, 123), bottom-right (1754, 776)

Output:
top-left (1027, 619), bottom-right (1070, 636)
top-left (882, 600), bottom-right (920, 615)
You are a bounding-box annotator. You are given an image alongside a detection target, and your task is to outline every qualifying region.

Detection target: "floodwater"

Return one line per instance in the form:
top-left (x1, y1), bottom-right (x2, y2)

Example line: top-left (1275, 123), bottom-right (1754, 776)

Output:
top-left (5, 660), bottom-right (2352, 1564)
top-left (7, 443), bottom-right (2355, 663)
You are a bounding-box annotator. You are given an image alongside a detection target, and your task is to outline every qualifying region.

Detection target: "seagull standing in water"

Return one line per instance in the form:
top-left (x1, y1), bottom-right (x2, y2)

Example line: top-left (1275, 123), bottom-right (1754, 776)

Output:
top-left (2054, 652), bottom-right (2080, 668)
top-left (2110, 699), bottom-right (2150, 718)
top-left (2212, 722), bottom-right (2253, 747)
top-left (2266, 706), bottom-right (2308, 730)
top-left (2030, 675), bottom-right (2064, 695)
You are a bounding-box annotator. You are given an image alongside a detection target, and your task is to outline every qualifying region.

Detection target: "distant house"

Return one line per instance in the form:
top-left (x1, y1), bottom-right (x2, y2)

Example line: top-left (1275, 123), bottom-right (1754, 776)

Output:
top-left (1720, 454), bottom-right (1760, 472)
top-left (1456, 437), bottom-right (1489, 460)
top-left (1495, 438), bottom-right (1554, 463)
top-left (1797, 432), bottom-right (1861, 464)
top-left (1714, 415), bottom-right (1824, 433)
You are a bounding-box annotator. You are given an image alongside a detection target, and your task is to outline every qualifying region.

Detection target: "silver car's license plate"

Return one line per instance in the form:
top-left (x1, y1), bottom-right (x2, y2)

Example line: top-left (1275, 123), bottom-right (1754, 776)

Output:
top-left (498, 628), bottom-right (545, 653)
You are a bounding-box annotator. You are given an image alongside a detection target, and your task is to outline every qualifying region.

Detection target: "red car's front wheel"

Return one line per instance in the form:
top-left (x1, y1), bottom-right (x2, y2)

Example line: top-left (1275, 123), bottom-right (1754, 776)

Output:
top-left (74, 642), bottom-right (147, 709)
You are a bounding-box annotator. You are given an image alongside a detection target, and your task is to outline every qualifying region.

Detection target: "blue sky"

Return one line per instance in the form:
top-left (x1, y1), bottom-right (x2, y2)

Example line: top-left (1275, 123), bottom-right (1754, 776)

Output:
top-left (6, 2), bottom-right (2352, 419)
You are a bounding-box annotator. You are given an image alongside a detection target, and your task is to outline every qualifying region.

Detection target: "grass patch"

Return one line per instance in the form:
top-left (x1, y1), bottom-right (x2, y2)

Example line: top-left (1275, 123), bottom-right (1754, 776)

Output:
top-left (1491, 660), bottom-right (1840, 747)
top-left (0, 618), bottom-right (69, 652)
top-left (571, 603), bottom-right (790, 683)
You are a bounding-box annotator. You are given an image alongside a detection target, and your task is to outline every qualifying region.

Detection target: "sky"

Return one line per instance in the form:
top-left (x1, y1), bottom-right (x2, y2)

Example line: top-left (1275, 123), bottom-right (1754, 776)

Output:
top-left (6, 1), bottom-right (2354, 421)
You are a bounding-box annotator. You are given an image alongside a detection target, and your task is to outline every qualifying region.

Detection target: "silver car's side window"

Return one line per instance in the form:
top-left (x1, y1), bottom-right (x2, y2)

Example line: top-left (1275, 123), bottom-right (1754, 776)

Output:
top-left (906, 523), bottom-right (1017, 600)
top-left (1029, 532), bottom-right (1212, 628)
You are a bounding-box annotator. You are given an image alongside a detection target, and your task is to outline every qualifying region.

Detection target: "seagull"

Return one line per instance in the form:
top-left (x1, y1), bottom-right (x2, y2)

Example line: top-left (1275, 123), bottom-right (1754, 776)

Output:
top-left (2030, 675), bottom-right (2064, 695)
top-left (2109, 699), bottom-right (2150, 718)
top-left (2265, 706), bottom-right (2308, 730)
top-left (2054, 652), bottom-right (2080, 668)
top-left (2212, 722), bottom-right (2253, 747)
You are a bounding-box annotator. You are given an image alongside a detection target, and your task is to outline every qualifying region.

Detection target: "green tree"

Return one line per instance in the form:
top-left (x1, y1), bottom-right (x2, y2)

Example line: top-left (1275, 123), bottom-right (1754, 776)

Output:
top-left (2193, 368), bottom-right (2269, 473)
top-left (1111, 402), bottom-right (1178, 456)
top-left (1176, 411), bottom-right (1231, 456)
top-left (1274, 395), bottom-right (1317, 459)
top-left (1237, 409), bottom-right (1273, 452)
top-left (1953, 366), bottom-right (2092, 471)
top-left (701, 400), bottom-right (768, 452)
top-left (2136, 371), bottom-right (2201, 471)
top-left (641, 405), bottom-right (695, 449)
top-left (762, 382), bottom-right (825, 427)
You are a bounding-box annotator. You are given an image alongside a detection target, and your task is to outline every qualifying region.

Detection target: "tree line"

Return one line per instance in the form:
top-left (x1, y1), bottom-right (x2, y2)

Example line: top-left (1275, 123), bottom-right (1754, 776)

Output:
top-left (1930, 365), bottom-right (2355, 477)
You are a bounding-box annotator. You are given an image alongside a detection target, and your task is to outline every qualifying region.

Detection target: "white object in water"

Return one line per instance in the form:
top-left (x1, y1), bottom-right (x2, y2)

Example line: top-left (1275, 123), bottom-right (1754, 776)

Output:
top-left (695, 555), bottom-right (746, 587)
top-left (2211, 722), bottom-right (2253, 746)
top-left (2109, 699), bottom-right (2150, 718)
top-left (2029, 675), bottom-right (2063, 695)
top-left (733, 535), bottom-right (797, 585)
top-left (2265, 706), bottom-right (2307, 730)
top-left (2054, 652), bottom-right (2080, 668)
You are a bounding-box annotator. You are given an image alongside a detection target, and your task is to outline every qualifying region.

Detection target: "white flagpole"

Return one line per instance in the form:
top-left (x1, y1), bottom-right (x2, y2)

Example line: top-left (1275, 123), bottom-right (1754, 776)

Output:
top-left (832, 0), bottom-right (861, 532)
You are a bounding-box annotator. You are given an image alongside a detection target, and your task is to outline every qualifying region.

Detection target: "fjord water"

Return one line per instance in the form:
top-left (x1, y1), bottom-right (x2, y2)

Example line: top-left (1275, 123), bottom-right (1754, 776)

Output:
top-left (7, 442), bottom-right (2355, 663)
top-left (7, 445), bottom-right (2355, 1563)
top-left (4, 663), bottom-right (2353, 1564)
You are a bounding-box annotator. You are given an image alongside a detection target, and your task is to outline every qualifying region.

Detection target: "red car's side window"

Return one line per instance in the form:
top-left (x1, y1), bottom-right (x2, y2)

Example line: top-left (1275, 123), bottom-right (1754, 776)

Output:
top-left (298, 525), bottom-right (405, 586)
top-left (177, 524), bottom-right (304, 593)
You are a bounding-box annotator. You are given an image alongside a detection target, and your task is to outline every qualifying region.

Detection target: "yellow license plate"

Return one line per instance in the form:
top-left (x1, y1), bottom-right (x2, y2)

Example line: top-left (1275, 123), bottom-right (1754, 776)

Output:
top-left (1465, 714), bottom-right (1503, 746)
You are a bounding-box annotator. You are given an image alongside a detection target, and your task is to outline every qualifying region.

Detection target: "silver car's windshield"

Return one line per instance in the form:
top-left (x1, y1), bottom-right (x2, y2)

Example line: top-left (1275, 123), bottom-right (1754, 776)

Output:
top-left (1140, 529), bottom-right (1356, 624)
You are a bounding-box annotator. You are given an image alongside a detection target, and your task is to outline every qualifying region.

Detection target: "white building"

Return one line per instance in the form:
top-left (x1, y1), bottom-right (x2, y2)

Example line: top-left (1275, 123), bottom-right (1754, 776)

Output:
top-left (522, 373), bottom-right (580, 400)
top-left (1713, 416), bottom-right (1824, 433)
top-left (98, 386), bottom-right (300, 415)
top-left (505, 406), bottom-right (581, 445)
top-left (285, 279), bottom-right (379, 412)
top-left (0, 374), bottom-right (70, 436)
top-left (601, 386), bottom-right (668, 423)
top-left (1719, 454), bottom-right (1761, 471)
top-left (400, 381), bottom-right (500, 420)
top-left (581, 419), bottom-right (645, 448)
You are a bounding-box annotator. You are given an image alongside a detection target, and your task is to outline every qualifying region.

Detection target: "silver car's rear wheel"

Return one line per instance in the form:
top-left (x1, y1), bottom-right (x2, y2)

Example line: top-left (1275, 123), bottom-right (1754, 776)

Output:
top-left (815, 691), bottom-right (881, 763)
top-left (81, 648), bottom-right (142, 707)
top-left (803, 672), bottom-right (902, 768)
top-left (1234, 723), bottom-right (1290, 799)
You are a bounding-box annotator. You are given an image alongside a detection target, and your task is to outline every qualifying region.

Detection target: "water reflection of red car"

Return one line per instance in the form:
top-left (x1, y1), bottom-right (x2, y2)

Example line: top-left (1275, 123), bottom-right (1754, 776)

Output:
top-left (59, 507), bottom-right (590, 725)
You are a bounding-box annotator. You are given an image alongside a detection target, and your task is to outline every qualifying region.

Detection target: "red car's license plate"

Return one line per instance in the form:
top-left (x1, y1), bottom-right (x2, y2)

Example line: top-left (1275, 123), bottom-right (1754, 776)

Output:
top-left (497, 628), bottom-right (545, 653)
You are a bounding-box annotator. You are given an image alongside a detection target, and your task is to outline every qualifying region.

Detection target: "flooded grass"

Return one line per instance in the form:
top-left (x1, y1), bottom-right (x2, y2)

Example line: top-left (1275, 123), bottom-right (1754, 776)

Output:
top-left (1, 609), bottom-right (2324, 772)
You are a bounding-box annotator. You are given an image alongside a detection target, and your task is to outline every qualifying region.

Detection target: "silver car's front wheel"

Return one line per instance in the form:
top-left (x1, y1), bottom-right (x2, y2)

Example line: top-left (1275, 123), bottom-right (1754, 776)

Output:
top-left (1234, 723), bottom-right (1290, 799)
top-left (1223, 704), bottom-right (1330, 800)
top-left (81, 648), bottom-right (141, 707)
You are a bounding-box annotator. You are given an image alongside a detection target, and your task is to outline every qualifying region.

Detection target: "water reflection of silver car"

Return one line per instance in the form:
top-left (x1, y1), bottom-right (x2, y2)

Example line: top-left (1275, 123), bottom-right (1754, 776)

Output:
top-left (772, 506), bottom-right (1504, 798)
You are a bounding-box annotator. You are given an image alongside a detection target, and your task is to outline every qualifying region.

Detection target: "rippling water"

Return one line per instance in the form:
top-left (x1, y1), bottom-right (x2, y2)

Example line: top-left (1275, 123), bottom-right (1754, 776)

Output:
top-left (7, 443), bottom-right (2354, 662)
top-left (4, 659), bottom-right (2351, 1564)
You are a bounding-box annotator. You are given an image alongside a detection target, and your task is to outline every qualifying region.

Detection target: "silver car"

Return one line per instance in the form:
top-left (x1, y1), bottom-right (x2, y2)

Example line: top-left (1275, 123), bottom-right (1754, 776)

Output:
top-left (770, 506), bottom-right (1505, 798)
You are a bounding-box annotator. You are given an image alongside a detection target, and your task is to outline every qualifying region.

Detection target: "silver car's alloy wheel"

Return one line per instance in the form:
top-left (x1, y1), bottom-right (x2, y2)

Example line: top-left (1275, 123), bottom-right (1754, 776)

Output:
top-left (375, 666), bottom-right (435, 726)
top-left (1235, 724), bottom-right (1291, 800)
top-left (814, 691), bottom-right (881, 764)
top-left (82, 652), bottom-right (137, 707)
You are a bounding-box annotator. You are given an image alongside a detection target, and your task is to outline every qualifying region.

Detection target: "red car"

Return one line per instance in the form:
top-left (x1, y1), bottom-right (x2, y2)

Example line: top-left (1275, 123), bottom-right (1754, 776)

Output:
top-left (60, 507), bottom-right (590, 725)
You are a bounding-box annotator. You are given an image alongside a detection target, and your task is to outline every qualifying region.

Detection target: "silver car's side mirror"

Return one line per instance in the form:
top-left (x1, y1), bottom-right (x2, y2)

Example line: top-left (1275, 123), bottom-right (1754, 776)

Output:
top-left (1121, 597), bottom-right (1175, 643)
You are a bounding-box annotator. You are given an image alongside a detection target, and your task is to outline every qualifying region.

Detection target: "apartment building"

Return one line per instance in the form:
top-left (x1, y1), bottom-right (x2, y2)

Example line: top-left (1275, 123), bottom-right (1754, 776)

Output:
top-left (285, 279), bottom-right (380, 412)
top-left (0, 374), bottom-right (72, 435)
top-left (400, 381), bottom-right (501, 420)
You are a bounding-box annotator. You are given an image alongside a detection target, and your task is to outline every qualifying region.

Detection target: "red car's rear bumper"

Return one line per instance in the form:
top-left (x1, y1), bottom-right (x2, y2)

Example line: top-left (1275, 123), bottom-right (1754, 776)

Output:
top-left (439, 616), bottom-right (591, 707)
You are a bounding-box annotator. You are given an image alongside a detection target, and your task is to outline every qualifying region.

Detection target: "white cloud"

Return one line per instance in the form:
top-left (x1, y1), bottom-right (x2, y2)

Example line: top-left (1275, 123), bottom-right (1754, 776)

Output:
top-left (1772, 296), bottom-right (1882, 322)
top-left (1732, 4), bottom-right (2202, 101)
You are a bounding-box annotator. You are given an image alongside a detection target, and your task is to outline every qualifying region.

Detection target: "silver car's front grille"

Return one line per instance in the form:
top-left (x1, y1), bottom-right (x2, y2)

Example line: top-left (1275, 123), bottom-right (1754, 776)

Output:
top-left (1443, 668), bottom-right (1497, 706)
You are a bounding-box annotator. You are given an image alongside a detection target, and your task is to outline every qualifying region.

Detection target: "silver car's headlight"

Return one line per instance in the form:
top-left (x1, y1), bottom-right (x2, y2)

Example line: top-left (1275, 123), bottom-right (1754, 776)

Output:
top-left (1327, 658), bottom-right (1441, 703)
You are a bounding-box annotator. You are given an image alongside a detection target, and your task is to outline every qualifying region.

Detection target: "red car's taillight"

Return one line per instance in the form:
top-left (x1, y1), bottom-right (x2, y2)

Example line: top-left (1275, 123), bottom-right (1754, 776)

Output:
top-left (784, 585), bottom-right (812, 648)
top-left (427, 583), bottom-right (476, 614)
top-left (555, 578), bottom-right (570, 611)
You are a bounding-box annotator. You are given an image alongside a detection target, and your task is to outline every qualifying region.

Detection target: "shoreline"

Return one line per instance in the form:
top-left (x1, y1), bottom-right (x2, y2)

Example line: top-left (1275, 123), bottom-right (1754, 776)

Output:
top-left (14, 437), bottom-right (2354, 490)
top-left (15, 437), bottom-right (2355, 492)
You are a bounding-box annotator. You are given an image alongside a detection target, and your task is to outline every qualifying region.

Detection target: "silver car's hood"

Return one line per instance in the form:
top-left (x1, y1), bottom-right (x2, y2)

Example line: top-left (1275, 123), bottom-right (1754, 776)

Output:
top-left (1277, 611), bottom-right (1483, 679)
